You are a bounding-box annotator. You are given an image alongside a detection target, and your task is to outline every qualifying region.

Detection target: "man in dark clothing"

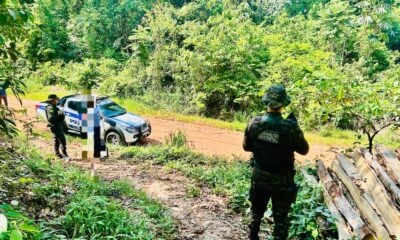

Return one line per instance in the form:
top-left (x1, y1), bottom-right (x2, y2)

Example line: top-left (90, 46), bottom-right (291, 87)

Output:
top-left (243, 85), bottom-right (309, 240)
top-left (0, 80), bottom-right (9, 107)
top-left (46, 94), bottom-right (69, 159)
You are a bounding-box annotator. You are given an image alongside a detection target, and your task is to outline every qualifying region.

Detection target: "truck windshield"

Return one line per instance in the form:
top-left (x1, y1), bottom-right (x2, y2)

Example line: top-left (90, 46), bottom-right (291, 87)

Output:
top-left (99, 102), bottom-right (126, 118)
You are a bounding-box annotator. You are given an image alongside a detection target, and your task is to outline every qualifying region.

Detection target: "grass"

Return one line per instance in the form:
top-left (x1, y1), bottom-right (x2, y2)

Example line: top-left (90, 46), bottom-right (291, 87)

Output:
top-left (22, 84), bottom-right (400, 148)
top-left (120, 144), bottom-right (337, 239)
top-left (0, 138), bottom-right (177, 239)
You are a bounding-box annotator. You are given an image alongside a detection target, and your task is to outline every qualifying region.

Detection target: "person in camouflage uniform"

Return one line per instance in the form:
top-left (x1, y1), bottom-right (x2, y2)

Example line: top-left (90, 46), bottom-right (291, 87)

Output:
top-left (46, 94), bottom-right (68, 159)
top-left (243, 85), bottom-right (309, 240)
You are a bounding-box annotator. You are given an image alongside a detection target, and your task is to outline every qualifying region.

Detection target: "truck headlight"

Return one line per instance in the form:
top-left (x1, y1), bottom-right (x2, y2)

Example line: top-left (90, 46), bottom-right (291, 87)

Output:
top-left (125, 126), bottom-right (138, 134)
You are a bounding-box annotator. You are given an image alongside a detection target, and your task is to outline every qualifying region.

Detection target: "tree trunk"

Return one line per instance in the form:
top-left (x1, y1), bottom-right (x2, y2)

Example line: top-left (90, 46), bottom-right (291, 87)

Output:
top-left (359, 148), bottom-right (400, 207)
top-left (330, 160), bottom-right (392, 239)
top-left (375, 145), bottom-right (400, 185)
top-left (316, 160), bottom-right (373, 240)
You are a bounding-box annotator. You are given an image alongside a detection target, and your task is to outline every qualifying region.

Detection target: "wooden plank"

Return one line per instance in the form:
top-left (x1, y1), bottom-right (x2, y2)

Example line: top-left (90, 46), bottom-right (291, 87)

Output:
top-left (316, 160), bottom-right (373, 239)
top-left (330, 160), bottom-right (392, 239)
top-left (376, 145), bottom-right (400, 185)
top-left (337, 153), bottom-right (364, 187)
top-left (336, 154), bottom-right (379, 211)
top-left (352, 151), bottom-right (400, 237)
top-left (360, 148), bottom-right (400, 207)
top-left (337, 153), bottom-right (362, 181)
top-left (301, 167), bottom-right (353, 239)
top-left (322, 189), bottom-right (354, 240)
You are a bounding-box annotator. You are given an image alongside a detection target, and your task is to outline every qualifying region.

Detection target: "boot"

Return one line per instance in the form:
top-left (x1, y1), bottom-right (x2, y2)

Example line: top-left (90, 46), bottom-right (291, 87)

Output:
top-left (249, 231), bottom-right (260, 240)
top-left (62, 150), bottom-right (69, 158)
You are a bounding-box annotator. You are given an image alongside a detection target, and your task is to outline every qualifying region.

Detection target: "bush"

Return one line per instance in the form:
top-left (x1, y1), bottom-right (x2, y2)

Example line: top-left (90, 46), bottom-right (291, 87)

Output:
top-left (61, 196), bottom-right (152, 239)
top-left (164, 130), bottom-right (188, 148)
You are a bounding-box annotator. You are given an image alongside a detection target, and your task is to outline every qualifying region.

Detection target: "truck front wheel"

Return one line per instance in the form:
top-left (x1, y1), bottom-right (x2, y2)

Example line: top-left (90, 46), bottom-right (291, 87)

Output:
top-left (105, 131), bottom-right (124, 145)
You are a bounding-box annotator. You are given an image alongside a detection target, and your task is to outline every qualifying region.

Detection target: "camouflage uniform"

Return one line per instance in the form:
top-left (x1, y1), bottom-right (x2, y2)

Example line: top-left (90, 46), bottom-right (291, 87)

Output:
top-left (243, 85), bottom-right (309, 240)
top-left (46, 95), bottom-right (68, 158)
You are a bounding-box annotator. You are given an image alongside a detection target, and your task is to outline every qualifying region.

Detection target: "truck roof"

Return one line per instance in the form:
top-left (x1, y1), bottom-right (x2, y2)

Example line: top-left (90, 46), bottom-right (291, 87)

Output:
top-left (60, 94), bottom-right (110, 106)
top-left (62, 94), bottom-right (109, 101)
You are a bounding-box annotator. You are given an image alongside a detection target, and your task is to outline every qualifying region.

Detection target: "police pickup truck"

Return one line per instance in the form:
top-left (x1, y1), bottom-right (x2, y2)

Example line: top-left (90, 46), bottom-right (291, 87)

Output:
top-left (36, 94), bottom-right (151, 145)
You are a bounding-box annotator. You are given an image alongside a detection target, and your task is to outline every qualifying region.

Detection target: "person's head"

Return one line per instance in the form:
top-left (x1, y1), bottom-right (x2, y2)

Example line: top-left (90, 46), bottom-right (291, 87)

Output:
top-left (262, 84), bottom-right (291, 112)
top-left (47, 94), bottom-right (60, 105)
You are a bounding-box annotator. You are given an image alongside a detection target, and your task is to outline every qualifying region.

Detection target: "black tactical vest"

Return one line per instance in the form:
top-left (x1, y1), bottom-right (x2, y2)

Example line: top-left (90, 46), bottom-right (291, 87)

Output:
top-left (245, 112), bottom-right (305, 174)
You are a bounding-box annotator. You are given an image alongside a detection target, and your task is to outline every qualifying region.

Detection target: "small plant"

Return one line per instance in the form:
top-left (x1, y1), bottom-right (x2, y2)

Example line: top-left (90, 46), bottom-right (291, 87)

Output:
top-left (288, 172), bottom-right (337, 239)
top-left (185, 184), bottom-right (201, 198)
top-left (0, 205), bottom-right (40, 240)
top-left (58, 195), bottom-right (152, 239)
top-left (15, 109), bottom-right (41, 147)
top-left (164, 130), bottom-right (188, 148)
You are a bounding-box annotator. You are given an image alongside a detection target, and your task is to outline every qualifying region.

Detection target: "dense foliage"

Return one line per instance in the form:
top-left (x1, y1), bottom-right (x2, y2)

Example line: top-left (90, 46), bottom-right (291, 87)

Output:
top-left (0, 0), bottom-right (33, 137)
top-left (2, 0), bottom-right (400, 141)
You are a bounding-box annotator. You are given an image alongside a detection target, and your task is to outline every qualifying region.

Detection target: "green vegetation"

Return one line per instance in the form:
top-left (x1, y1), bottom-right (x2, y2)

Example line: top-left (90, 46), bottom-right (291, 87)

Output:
top-left (0, 139), bottom-right (176, 239)
top-left (120, 144), bottom-right (336, 239)
top-left (0, 0), bottom-right (32, 136)
top-left (6, 0), bottom-right (396, 148)
top-left (24, 85), bottom-right (399, 148)
top-left (164, 130), bottom-right (189, 148)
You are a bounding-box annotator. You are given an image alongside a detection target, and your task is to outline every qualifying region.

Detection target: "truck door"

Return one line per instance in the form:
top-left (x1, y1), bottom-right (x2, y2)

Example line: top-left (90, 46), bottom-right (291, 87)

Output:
top-left (65, 100), bottom-right (83, 133)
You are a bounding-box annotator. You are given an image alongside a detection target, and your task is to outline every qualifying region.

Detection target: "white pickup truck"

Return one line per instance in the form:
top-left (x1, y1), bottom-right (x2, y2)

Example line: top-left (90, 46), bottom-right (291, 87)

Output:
top-left (36, 94), bottom-right (151, 145)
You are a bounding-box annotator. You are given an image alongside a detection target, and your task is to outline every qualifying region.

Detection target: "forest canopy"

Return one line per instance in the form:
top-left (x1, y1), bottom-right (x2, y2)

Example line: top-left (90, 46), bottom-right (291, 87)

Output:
top-left (2, 0), bottom-right (400, 133)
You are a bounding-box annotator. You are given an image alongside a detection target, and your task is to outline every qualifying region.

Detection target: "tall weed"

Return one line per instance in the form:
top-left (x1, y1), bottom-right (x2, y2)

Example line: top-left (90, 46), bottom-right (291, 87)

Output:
top-left (164, 130), bottom-right (188, 148)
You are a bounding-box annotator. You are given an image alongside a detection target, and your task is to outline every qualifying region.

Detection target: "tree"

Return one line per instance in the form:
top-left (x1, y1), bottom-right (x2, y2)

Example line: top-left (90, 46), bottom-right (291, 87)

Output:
top-left (341, 67), bottom-right (400, 152)
top-left (25, 0), bottom-right (75, 66)
top-left (131, 1), bottom-right (269, 117)
top-left (0, 0), bottom-right (32, 137)
top-left (67, 0), bottom-right (156, 59)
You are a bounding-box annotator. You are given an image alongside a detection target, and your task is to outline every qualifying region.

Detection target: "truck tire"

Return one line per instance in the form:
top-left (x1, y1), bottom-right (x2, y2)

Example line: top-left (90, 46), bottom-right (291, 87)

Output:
top-left (105, 131), bottom-right (124, 145)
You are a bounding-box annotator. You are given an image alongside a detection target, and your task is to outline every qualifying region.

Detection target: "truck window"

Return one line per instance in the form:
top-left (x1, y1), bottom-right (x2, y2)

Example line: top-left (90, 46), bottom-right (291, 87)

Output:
top-left (59, 97), bottom-right (67, 107)
top-left (68, 101), bottom-right (86, 113)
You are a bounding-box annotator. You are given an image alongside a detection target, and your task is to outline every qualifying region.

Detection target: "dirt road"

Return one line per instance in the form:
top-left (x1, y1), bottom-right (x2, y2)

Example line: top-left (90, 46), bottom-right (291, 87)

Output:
top-left (9, 96), bottom-right (336, 163)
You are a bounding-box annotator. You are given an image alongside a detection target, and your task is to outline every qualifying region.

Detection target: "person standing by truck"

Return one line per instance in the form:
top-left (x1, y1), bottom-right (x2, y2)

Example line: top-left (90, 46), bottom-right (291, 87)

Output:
top-left (0, 80), bottom-right (8, 107)
top-left (46, 94), bottom-right (69, 159)
top-left (243, 85), bottom-right (309, 240)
